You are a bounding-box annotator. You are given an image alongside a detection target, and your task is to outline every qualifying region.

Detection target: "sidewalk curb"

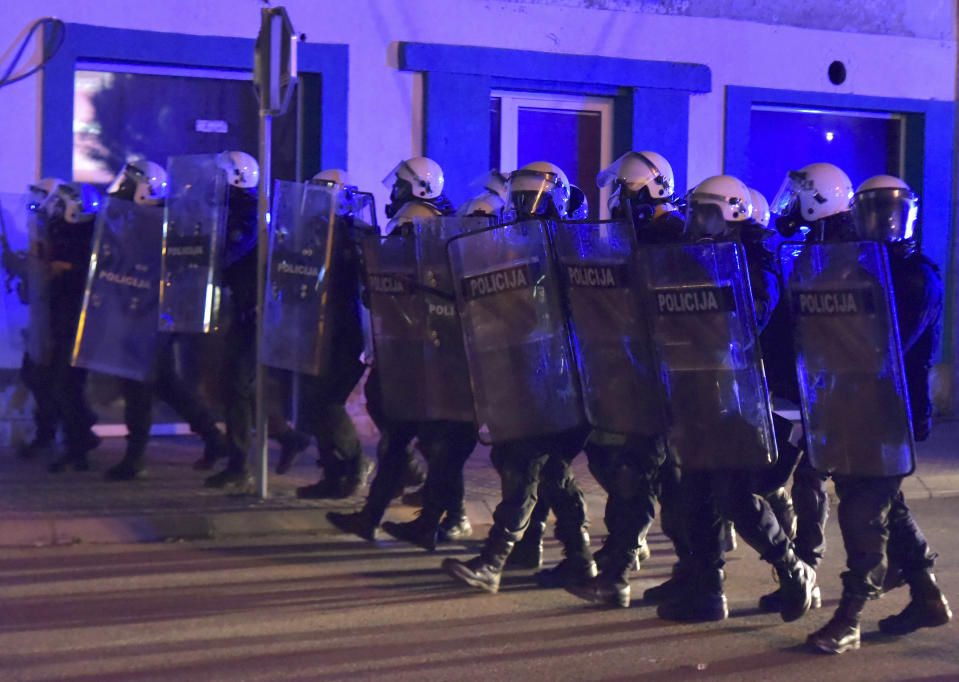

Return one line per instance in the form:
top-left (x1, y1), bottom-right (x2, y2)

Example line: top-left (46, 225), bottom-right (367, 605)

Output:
top-left (0, 508), bottom-right (332, 548)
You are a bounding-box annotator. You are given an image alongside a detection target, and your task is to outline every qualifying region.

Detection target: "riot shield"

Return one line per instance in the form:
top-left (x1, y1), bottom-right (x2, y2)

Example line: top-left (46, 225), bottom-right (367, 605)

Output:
top-left (24, 211), bottom-right (52, 363)
top-left (416, 215), bottom-right (489, 422)
top-left (260, 180), bottom-right (342, 375)
top-left (72, 197), bottom-right (163, 381)
top-left (553, 220), bottom-right (666, 435)
top-left (448, 218), bottom-right (584, 443)
top-left (159, 154), bottom-right (227, 333)
top-left (780, 240), bottom-right (914, 476)
top-left (640, 241), bottom-right (776, 471)
top-left (363, 230), bottom-right (425, 422)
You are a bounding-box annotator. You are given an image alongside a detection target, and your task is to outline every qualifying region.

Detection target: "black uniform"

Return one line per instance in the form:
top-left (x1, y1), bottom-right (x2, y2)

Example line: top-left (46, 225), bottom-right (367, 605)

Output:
top-left (807, 246), bottom-right (950, 653)
top-left (105, 187), bottom-right (225, 481)
top-left (328, 196), bottom-right (477, 546)
top-left (656, 226), bottom-right (817, 623)
top-left (565, 206), bottom-right (688, 606)
top-left (31, 214), bottom-right (100, 470)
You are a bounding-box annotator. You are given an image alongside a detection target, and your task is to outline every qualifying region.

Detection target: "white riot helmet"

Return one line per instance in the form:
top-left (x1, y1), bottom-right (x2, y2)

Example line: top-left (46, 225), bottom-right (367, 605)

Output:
top-left (851, 174), bottom-right (918, 249)
top-left (457, 191), bottom-right (504, 217)
top-left (217, 151), bottom-right (260, 189)
top-left (471, 169), bottom-right (509, 203)
top-left (55, 183), bottom-right (102, 224)
top-left (27, 177), bottom-right (67, 216)
top-left (771, 162), bottom-right (853, 224)
top-left (310, 168), bottom-right (351, 189)
top-left (685, 174), bottom-right (753, 239)
top-left (506, 161), bottom-right (570, 219)
top-left (385, 198), bottom-right (442, 234)
top-left (598, 151), bottom-right (674, 212)
top-left (748, 188), bottom-right (771, 229)
top-left (382, 156), bottom-right (444, 200)
top-left (107, 160), bottom-right (168, 205)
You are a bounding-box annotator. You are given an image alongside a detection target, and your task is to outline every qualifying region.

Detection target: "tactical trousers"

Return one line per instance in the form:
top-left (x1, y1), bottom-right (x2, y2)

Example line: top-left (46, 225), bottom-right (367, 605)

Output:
top-left (222, 318), bottom-right (256, 472)
top-left (831, 474), bottom-right (932, 599)
top-left (489, 429), bottom-right (589, 559)
top-left (417, 420), bottom-right (477, 518)
top-left (682, 469), bottom-right (791, 571)
top-left (886, 489), bottom-right (936, 574)
top-left (20, 353), bottom-right (59, 443)
top-left (791, 454), bottom-right (830, 569)
top-left (585, 434), bottom-right (665, 559)
top-left (22, 344), bottom-right (95, 452)
top-left (656, 452), bottom-right (689, 558)
top-left (122, 340), bottom-right (220, 464)
top-left (295, 356), bottom-right (365, 477)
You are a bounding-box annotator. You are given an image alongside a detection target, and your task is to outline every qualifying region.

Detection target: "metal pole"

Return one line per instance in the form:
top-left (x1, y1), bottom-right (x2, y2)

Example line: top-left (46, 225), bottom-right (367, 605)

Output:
top-left (255, 112), bottom-right (272, 499)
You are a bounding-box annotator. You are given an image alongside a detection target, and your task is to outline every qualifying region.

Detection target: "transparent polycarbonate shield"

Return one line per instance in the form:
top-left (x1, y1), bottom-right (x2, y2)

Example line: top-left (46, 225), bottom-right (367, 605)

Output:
top-left (350, 192), bottom-right (378, 364)
top-left (553, 219), bottom-right (666, 435)
top-left (415, 215), bottom-right (490, 422)
top-left (24, 211), bottom-right (52, 363)
top-left (260, 181), bottom-right (343, 375)
top-left (641, 241), bottom-right (777, 471)
top-left (448, 218), bottom-right (583, 443)
top-left (160, 154), bottom-right (227, 333)
top-left (364, 231), bottom-right (426, 422)
top-left (780, 240), bottom-right (915, 476)
top-left (72, 197), bottom-right (162, 381)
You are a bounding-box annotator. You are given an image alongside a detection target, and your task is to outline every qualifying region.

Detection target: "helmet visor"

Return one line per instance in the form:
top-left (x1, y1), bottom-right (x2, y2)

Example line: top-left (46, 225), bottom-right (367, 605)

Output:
top-left (851, 188), bottom-right (917, 243)
top-left (597, 151), bottom-right (670, 196)
top-left (685, 200), bottom-right (731, 240)
top-left (507, 170), bottom-right (567, 217)
top-left (770, 171), bottom-right (804, 217)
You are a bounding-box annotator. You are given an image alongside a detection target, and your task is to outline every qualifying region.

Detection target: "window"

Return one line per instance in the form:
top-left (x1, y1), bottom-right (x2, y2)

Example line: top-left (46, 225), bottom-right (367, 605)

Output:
top-left (73, 63), bottom-right (298, 185)
top-left (747, 105), bottom-right (904, 205)
top-left (492, 91), bottom-right (613, 219)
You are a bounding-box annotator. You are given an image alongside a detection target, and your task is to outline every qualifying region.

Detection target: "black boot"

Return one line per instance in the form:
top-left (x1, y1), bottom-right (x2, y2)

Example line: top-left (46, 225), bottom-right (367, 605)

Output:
top-left (656, 567), bottom-right (727, 622)
top-left (536, 529), bottom-right (598, 589)
top-left (297, 478), bottom-right (355, 499)
top-left (594, 541), bottom-right (641, 574)
top-left (17, 435), bottom-right (57, 460)
top-left (193, 430), bottom-right (227, 471)
top-left (566, 546), bottom-right (636, 608)
top-left (437, 512), bottom-right (472, 543)
top-left (643, 559), bottom-right (695, 604)
top-left (758, 585), bottom-right (822, 613)
top-left (106, 456), bottom-right (146, 481)
top-left (442, 529), bottom-right (516, 593)
top-left (275, 428), bottom-right (312, 474)
top-left (327, 508), bottom-right (378, 542)
top-left (772, 547), bottom-right (817, 622)
top-left (381, 507), bottom-right (444, 551)
top-left (807, 593), bottom-right (866, 654)
top-left (506, 519), bottom-right (545, 569)
top-left (878, 569), bottom-right (952, 635)
top-left (204, 467), bottom-right (254, 491)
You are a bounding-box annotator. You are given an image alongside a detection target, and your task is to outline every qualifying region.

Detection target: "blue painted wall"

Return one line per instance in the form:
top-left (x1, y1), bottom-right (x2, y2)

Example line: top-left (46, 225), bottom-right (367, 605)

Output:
top-left (398, 42), bottom-right (710, 208)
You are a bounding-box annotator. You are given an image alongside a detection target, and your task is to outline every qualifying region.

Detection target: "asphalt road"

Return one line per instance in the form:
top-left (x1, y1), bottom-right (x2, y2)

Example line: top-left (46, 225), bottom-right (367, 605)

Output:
top-left (2, 495), bottom-right (958, 681)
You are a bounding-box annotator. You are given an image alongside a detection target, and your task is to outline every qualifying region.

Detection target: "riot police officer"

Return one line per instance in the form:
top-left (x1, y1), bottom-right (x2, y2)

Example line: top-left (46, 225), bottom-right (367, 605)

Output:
top-left (442, 161), bottom-right (597, 593)
top-left (564, 151), bottom-right (685, 607)
top-left (327, 157), bottom-right (474, 542)
top-left (651, 175), bottom-right (817, 624)
top-left (102, 160), bottom-right (227, 481)
top-left (270, 169), bottom-right (374, 498)
top-left (457, 169), bottom-right (508, 219)
top-left (18, 180), bottom-right (102, 471)
top-left (785, 172), bottom-right (952, 653)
